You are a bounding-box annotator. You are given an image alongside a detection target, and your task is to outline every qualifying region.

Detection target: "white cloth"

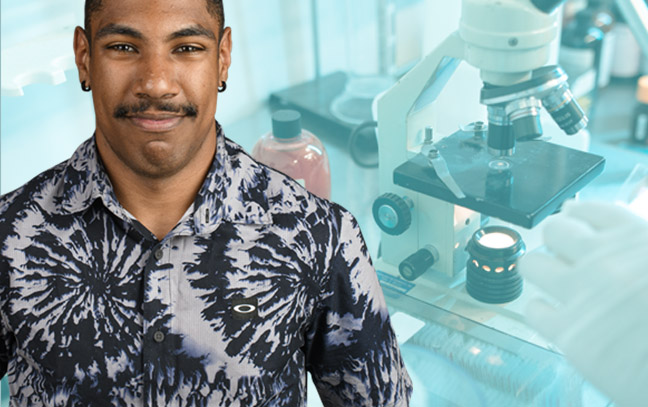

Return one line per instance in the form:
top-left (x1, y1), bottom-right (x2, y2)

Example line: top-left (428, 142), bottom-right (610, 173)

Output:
top-left (520, 201), bottom-right (648, 407)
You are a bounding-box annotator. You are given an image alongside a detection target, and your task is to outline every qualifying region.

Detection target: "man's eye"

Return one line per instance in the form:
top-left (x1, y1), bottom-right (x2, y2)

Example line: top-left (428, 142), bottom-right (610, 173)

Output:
top-left (175, 45), bottom-right (204, 54)
top-left (108, 44), bottom-right (136, 53)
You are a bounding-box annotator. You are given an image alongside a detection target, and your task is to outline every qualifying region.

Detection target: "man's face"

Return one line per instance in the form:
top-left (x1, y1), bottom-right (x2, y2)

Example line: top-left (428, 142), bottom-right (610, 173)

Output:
top-left (74, 0), bottom-right (231, 179)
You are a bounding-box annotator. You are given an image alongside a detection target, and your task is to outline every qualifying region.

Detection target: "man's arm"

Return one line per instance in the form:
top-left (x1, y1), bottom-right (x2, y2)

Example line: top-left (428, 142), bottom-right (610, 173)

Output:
top-left (304, 208), bottom-right (412, 407)
top-left (0, 331), bottom-right (7, 378)
top-left (0, 258), bottom-right (8, 379)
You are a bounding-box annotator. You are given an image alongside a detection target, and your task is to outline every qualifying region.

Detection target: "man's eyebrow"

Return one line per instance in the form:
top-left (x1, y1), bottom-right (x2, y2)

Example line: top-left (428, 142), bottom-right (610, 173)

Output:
top-left (95, 24), bottom-right (144, 41)
top-left (167, 25), bottom-right (216, 41)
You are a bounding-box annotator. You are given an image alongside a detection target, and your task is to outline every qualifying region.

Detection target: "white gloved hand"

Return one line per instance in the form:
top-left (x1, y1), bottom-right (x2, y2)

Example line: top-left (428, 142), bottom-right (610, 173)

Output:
top-left (519, 201), bottom-right (648, 407)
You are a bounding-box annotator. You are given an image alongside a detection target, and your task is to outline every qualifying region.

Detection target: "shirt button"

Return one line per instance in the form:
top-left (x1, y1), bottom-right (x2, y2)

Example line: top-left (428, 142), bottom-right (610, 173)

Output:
top-left (153, 331), bottom-right (165, 343)
top-left (154, 249), bottom-right (163, 261)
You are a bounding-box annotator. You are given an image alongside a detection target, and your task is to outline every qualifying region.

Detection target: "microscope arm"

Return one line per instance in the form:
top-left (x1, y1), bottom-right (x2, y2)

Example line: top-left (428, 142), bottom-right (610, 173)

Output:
top-left (376, 32), bottom-right (465, 193)
top-left (375, 32), bottom-right (469, 274)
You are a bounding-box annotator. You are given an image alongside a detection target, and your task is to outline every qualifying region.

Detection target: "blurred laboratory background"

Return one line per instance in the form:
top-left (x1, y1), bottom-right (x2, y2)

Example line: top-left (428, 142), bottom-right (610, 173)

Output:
top-left (2, 0), bottom-right (648, 405)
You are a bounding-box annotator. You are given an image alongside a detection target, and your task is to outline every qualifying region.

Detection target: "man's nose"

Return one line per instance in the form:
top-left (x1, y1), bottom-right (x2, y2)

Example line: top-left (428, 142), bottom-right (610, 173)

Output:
top-left (133, 52), bottom-right (180, 100)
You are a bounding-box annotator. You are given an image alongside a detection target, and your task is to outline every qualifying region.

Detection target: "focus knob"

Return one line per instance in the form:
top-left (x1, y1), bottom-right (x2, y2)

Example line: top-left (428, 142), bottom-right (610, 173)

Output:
top-left (399, 246), bottom-right (439, 281)
top-left (372, 193), bottom-right (412, 236)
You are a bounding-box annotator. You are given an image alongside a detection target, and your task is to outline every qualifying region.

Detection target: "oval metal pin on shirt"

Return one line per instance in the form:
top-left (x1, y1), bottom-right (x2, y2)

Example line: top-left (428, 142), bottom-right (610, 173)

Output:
top-left (233, 304), bottom-right (256, 314)
top-left (231, 297), bottom-right (259, 320)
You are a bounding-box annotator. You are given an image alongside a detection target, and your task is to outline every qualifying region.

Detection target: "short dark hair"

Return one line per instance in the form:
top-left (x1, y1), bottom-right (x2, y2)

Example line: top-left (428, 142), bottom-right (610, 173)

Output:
top-left (84, 0), bottom-right (225, 41)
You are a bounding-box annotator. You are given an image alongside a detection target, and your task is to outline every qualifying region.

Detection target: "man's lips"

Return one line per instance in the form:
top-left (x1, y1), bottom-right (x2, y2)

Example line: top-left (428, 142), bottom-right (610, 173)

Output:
top-left (127, 113), bottom-right (184, 132)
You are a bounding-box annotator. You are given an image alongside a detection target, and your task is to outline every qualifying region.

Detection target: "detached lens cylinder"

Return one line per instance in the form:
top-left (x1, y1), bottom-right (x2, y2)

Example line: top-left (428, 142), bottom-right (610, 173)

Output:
top-left (466, 226), bottom-right (525, 304)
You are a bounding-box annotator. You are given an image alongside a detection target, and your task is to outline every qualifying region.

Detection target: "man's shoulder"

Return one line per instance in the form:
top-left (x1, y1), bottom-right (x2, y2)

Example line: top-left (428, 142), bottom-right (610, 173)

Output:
top-left (1, 137), bottom-right (103, 230)
top-left (0, 160), bottom-right (69, 231)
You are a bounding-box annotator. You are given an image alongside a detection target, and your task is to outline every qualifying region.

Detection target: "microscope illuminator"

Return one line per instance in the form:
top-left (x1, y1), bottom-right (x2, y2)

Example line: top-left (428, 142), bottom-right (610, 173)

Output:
top-left (466, 226), bottom-right (526, 304)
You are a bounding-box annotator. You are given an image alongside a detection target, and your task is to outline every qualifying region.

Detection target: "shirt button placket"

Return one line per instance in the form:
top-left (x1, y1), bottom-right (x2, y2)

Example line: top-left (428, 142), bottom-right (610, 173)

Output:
top-left (143, 245), bottom-right (168, 398)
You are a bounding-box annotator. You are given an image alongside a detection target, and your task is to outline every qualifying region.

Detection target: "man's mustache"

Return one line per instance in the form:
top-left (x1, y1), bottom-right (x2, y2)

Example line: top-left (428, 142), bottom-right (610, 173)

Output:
top-left (114, 100), bottom-right (198, 118)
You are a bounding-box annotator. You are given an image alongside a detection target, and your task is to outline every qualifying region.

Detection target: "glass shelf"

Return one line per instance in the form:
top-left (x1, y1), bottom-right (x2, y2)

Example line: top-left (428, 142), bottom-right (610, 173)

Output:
top-left (384, 285), bottom-right (613, 407)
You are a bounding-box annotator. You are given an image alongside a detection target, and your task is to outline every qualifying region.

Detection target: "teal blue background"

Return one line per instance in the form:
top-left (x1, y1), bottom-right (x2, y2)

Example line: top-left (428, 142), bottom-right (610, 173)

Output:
top-left (1, 377), bottom-right (7, 406)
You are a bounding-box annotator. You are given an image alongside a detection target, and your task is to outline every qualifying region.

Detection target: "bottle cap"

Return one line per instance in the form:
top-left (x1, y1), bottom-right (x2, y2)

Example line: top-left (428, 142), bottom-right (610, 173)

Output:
top-left (637, 76), bottom-right (648, 104)
top-left (272, 110), bottom-right (302, 139)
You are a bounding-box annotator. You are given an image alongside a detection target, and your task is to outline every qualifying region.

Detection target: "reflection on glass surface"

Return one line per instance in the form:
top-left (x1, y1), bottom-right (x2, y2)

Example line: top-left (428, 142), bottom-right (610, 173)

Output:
top-left (385, 287), bottom-right (612, 407)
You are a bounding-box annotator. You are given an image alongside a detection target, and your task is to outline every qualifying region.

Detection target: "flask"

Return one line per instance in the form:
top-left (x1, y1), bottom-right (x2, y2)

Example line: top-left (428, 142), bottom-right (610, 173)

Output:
top-left (252, 110), bottom-right (331, 200)
top-left (630, 75), bottom-right (648, 145)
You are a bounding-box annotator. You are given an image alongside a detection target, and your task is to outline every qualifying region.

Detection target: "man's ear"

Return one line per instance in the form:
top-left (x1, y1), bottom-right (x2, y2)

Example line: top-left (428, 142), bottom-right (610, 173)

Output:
top-left (73, 26), bottom-right (91, 86)
top-left (218, 27), bottom-right (232, 83)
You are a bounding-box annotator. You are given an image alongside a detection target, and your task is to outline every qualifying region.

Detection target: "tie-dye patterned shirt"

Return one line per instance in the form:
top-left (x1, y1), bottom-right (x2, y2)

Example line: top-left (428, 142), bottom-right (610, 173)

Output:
top-left (0, 124), bottom-right (412, 407)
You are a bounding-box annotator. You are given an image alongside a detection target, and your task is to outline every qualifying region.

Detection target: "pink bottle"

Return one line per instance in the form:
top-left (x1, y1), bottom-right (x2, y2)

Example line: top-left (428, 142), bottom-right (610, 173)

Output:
top-left (252, 110), bottom-right (331, 200)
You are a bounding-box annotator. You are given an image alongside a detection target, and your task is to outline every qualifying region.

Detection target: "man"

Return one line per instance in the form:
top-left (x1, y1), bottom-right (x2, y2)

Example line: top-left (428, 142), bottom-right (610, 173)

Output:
top-left (0, 0), bottom-right (412, 406)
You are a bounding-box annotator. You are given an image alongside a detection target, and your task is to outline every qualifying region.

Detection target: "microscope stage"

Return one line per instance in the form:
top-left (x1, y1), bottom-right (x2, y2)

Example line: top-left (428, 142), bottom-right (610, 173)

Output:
top-left (393, 130), bottom-right (605, 228)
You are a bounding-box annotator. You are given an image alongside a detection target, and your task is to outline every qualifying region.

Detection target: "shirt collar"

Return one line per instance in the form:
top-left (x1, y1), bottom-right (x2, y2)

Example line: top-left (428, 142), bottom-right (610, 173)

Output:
top-left (57, 122), bottom-right (272, 233)
top-left (190, 123), bottom-right (273, 235)
top-left (57, 135), bottom-right (125, 217)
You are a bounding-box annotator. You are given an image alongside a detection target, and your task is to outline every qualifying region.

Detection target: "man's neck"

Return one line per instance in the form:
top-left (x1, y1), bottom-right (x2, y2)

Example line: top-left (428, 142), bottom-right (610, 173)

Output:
top-left (112, 172), bottom-right (207, 240)
top-left (97, 132), bottom-right (217, 241)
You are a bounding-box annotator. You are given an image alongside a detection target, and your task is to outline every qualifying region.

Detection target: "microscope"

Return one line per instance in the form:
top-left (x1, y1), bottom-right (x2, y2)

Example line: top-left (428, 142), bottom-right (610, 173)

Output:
top-left (373, 0), bottom-right (605, 293)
